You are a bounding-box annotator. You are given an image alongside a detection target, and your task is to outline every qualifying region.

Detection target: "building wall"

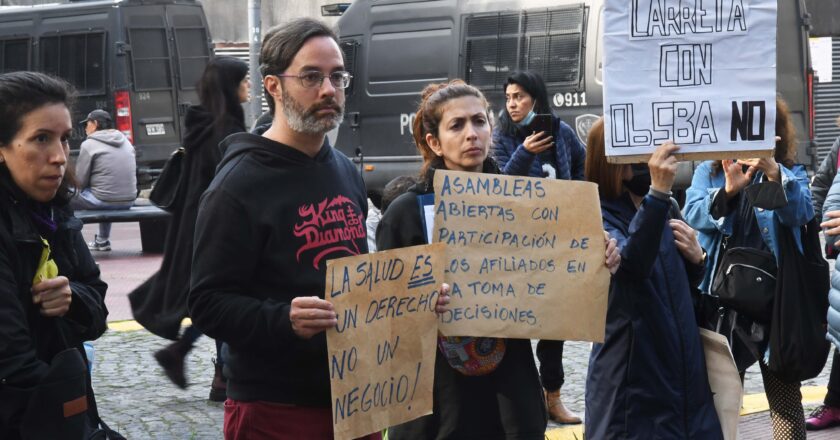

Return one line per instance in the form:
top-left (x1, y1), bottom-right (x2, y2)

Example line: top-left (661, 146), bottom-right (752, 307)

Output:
top-left (199, 0), bottom-right (351, 43)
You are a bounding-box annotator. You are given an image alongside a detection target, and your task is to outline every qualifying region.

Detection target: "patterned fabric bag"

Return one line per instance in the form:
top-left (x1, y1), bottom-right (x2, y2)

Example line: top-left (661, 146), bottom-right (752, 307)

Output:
top-left (437, 336), bottom-right (506, 376)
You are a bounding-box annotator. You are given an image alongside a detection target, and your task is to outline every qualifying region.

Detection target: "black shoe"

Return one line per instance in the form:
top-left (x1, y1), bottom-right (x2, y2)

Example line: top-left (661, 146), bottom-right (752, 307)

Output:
top-left (154, 341), bottom-right (190, 389)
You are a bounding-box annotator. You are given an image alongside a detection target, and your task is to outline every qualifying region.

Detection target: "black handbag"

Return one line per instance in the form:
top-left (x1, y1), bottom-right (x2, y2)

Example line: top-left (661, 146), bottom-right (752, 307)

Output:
top-left (19, 321), bottom-right (125, 440)
top-left (767, 217), bottom-right (831, 382)
top-left (711, 246), bottom-right (777, 323)
top-left (149, 147), bottom-right (185, 212)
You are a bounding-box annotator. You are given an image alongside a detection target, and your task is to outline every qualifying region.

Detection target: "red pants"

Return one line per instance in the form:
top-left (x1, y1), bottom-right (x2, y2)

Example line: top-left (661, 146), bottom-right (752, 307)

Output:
top-left (224, 399), bottom-right (383, 440)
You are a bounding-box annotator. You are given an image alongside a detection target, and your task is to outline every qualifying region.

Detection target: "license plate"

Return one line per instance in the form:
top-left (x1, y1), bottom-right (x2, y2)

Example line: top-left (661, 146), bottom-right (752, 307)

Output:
top-left (146, 123), bottom-right (165, 136)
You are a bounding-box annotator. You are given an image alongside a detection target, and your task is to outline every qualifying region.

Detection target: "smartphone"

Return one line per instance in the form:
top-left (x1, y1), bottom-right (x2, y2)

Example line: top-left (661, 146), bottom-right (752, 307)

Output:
top-left (528, 114), bottom-right (553, 136)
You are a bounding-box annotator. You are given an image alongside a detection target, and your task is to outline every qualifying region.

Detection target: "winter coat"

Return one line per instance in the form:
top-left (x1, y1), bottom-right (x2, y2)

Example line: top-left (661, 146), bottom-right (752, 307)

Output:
top-left (821, 172), bottom-right (840, 349)
top-left (683, 161), bottom-right (813, 294)
top-left (585, 192), bottom-right (722, 440)
top-left (377, 165), bottom-right (547, 440)
top-left (490, 117), bottom-right (585, 180)
top-left (129, 106), bottom-right (245, 340)
top-left (75, 129), bottom-right (137, 203)
top-left (811, 135), bottom-right (840, 219)
top-left (0, 168), bottom-right (108, 439)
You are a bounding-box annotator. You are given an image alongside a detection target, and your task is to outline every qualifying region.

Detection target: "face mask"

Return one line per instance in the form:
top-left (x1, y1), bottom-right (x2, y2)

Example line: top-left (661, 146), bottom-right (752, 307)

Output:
top-left (514, 101), bottom-right (537, 128)
top-left (624, 164), bottom-right (651, 197)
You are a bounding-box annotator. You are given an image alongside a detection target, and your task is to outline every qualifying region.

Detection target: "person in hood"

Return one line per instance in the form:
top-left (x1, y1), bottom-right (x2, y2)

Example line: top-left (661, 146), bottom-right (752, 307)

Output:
top-left (490, 70), bottom-right (587, 424)
top-left (71, 109), bottom-right (137, 251)
top-left (584, 118), bottom-right (722, 439)
top-left (129, 56), bottom-right (249, 402)
top-left (188, 19), bottom-right (449, 439)
top-left (0, 72), bottom-right (109, 439)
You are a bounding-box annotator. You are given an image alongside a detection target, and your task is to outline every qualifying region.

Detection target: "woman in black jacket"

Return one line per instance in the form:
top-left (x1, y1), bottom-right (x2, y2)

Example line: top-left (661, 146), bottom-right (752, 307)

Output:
top-left (129, 57), bottom-right (249, 401)
top-left (0, 72), bottom-right (109, 439)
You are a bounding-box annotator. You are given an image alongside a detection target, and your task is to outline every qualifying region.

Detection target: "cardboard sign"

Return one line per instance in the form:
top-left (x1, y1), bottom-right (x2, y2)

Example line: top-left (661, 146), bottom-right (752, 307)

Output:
top-left (433, 171), bottom-right (609, 341)
top-left (326, 244), bottom-right (445, 440)
top-left (603, 0), bottom-right (777, 163)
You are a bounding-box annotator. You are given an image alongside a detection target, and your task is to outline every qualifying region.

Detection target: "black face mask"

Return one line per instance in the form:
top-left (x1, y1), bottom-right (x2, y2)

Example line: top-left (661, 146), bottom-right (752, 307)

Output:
top-left (624, 164), bottom-right (651, 197)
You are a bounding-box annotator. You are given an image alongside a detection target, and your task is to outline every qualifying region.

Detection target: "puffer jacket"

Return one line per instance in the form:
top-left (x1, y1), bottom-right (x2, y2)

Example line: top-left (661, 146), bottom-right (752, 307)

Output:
top-left (491, 116), bottom-right (585, 180)
top-left (812, 135), bottom-right (840, 219)
top-left (821, 172), bottom-right (840, 349)
top-left (0, 168), bottom-right (108, 439)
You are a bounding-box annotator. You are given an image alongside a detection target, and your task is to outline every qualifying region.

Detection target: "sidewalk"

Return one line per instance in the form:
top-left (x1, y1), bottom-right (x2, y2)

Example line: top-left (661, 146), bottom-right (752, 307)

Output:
top-left (86, 223), bottom-right (839, 438)
top-left (91, 325), bottom-right (838, 439)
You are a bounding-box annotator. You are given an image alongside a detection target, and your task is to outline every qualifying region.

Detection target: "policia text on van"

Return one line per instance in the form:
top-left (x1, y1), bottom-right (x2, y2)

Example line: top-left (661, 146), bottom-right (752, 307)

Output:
top-left (335, 0), bottom-right (814, 197)
top-left (0, 0), bottom-right (213, 186)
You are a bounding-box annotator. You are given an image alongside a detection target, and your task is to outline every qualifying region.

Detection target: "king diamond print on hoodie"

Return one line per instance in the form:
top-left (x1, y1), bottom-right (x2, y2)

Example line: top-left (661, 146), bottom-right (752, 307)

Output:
top-left (294, 195), bottom-right (366, 268)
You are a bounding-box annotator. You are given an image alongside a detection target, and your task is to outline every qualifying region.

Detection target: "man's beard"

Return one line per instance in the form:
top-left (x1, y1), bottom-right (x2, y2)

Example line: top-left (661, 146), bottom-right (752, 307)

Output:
top-left (281, 89), bottom-right (344, 135)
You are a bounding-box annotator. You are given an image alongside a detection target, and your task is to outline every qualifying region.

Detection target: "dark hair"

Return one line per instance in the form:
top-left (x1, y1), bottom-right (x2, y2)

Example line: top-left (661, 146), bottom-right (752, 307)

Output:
top-left (774, 96), bottom-right (796, 169)
top-left (413, 80), bottom-right (492, 179)
top-left (0, 71), bottom-right (75, 145)
top-left (381, 175), bottom-right (418, 213)
top-left (259, 18), bottom-right (339, 114)
top-left (0, 71), bottom-right (77, 204)
top-left (498, 71), bottom-right (553, 137)
top-left (94, 119), bottom-right (114, 130)
top-left (198, 56), bottom-right (248, 132)
top-left (585, 117), bottom-right (626, 200)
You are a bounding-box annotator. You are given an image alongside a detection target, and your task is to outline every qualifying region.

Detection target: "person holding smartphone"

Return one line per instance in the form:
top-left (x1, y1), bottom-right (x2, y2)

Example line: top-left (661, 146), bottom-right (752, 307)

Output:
top-left (491, 70), bottom-right (587, 424)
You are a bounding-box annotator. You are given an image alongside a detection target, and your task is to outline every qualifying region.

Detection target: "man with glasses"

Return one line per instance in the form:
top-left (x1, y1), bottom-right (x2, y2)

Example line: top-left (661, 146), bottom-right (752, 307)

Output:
top-left (187, 18), bottom-right (378, 439)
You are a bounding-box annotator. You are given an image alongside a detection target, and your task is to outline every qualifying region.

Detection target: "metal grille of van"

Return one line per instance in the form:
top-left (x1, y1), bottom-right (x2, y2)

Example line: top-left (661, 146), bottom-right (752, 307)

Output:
top-left (464, 4), bottom-right (585, 91)
top-left (814, 38), bottom-right (840, 164)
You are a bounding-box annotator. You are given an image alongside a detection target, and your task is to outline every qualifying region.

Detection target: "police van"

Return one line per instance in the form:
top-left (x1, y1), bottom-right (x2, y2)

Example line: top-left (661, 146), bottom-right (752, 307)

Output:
top-left (335, 0), bottom-right (815, 196)
top-left (0, 0), bottom-right (213, 185)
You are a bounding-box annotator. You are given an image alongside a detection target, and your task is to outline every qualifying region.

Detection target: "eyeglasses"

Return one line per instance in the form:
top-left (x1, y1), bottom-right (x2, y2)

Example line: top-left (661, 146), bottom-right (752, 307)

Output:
top-left (273, 70), bottom-right (353, 89)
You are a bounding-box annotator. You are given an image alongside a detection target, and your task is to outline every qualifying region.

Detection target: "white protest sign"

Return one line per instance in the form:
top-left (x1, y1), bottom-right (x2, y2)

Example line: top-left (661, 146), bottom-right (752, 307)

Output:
top-left (603, 0), bottom-right (777, 162)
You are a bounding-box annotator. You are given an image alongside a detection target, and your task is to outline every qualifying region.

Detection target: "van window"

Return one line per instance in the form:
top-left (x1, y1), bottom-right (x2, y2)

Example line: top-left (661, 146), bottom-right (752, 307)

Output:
top-left (128, 27), bottom-right (172, 91)
top-left (173, 26), bottom-right (210, 90)
top-left (464, 4), bottom-right (586, 90)
top-left (39, 33), bottom-right (105, 94)
top-left (1, 39), bottom-right (30, 73)
top-left (340, 40), bottom-right (357, 97)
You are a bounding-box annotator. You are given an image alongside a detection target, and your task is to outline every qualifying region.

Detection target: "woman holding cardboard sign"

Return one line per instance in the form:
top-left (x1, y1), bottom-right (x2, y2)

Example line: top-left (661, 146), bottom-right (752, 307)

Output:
top-left (584, 118), bottom-right (723, 439)
top-left (378, 80), bottom-right (620, 439)
top-left (376, 79), bottom-right (547, 439)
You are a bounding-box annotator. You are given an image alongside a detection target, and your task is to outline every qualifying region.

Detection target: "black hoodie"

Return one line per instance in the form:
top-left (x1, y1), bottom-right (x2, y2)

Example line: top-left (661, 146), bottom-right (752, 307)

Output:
top-left (188, 132), bottom-right (368, 406)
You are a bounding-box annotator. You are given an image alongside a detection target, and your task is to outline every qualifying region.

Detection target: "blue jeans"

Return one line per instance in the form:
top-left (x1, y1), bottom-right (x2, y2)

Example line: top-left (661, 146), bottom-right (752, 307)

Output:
top-left (70, 189), bottom-right (133, 240)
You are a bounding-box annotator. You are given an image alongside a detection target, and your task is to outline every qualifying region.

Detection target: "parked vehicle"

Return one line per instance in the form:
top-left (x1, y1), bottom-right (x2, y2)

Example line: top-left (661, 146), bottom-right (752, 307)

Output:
top-left (335, 0), bottom-right (815, 197)
top-left (0, 0), bottom-right (213, 186)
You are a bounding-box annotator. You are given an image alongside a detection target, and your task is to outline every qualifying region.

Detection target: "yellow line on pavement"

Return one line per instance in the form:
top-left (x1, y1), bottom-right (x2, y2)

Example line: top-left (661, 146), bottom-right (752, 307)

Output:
top-left (546, 386), bottom-right (828, 438)
top-left (545, 424), bottom-right (583, 440)
top-left (107, 318), bottom-right (192, 332)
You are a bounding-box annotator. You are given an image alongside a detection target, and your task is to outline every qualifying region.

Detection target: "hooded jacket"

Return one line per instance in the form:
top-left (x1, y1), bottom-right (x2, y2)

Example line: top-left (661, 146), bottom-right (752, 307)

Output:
top-left (75, 129), bottom-right (137, 202)
top-left (130, 106), bottom-right (244, 339)
top-left (187, 132), bottom-right (368, 406)
top-left (0, 168), bottom-right (108, 439)
top-left (821, 172), bottom-right (840, 349)
top-left (585, 192), bottom-right (722, 440)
